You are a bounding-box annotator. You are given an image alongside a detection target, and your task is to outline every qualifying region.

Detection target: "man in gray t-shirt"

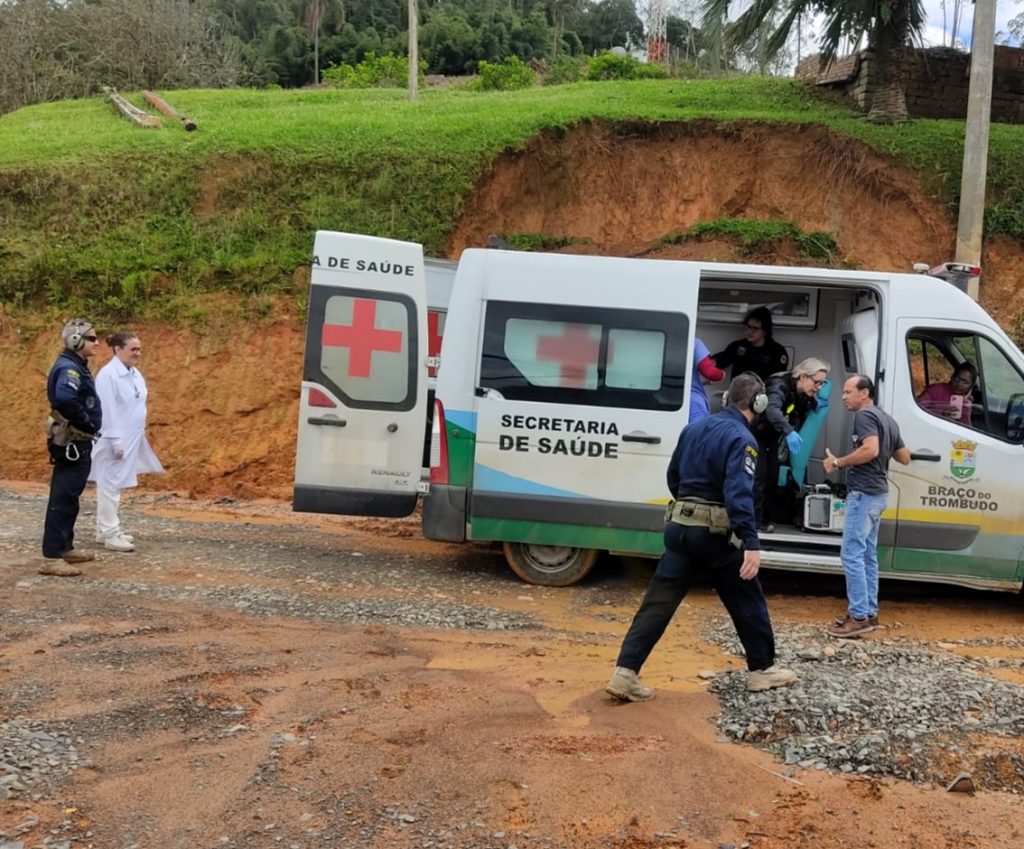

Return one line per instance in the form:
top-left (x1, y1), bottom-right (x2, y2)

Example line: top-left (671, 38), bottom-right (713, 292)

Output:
top-left (822, 375), bottom-right (910, 637)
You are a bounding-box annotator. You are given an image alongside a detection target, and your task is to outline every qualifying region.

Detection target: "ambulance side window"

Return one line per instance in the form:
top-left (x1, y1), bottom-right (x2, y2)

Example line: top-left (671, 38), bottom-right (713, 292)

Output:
top-left (480, 301), bottom-right (688, 411)
top-left (906, 329), bottom-right (1024, 443)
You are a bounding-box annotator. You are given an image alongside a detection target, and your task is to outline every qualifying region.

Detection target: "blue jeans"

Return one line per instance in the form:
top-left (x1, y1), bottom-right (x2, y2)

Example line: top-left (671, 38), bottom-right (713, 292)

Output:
top-left (840, 490), bottom-right (888, 620)
top-left (617, 523), bottom-right (776, 673)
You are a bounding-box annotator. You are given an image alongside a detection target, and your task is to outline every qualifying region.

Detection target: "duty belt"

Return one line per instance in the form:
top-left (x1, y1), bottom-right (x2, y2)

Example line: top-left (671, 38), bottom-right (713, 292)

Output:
top-left (665, 498), bottom-right (731, 535)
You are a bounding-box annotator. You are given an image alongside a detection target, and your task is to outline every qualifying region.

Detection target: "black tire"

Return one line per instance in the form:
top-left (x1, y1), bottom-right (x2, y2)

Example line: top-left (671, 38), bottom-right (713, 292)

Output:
top-left (502, 542), bottom-right (599, 587)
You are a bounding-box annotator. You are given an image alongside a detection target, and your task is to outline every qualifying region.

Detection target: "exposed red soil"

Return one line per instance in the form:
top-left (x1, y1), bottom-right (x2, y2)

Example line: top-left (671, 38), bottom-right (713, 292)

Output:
top-left (3, 120), bottom-right (1022, 500)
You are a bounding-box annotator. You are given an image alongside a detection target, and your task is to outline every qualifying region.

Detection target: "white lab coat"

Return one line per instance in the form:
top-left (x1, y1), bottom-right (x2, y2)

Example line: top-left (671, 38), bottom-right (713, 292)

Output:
top-left (89, 357), bottom-right (164, 490)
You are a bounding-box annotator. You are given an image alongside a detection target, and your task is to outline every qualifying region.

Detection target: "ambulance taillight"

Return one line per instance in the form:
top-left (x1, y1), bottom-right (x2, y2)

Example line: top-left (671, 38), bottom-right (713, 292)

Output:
top-left (429, 399), bottom-right (449, 485)
top-left (308, 388), bottom-right (335, 408)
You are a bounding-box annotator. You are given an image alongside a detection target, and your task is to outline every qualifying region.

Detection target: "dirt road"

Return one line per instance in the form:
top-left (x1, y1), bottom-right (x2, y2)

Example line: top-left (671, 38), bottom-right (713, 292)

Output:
top-left (1, 482), bottom-right (1022, 849)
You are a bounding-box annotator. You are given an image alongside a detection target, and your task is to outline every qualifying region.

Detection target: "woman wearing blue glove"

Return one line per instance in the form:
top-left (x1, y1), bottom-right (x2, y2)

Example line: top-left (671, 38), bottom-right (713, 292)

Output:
top-left (753, 358), bottom-right (831, 532)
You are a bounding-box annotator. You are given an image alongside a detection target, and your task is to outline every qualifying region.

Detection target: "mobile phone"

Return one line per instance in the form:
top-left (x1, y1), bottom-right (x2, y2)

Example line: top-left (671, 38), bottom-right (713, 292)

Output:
top-left (949, 394), bottom-right (964, 415)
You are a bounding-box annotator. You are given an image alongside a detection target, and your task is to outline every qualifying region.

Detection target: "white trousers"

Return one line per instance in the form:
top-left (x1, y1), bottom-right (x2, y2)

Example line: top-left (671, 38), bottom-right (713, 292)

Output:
top-left (96, 486), bottom-right (122, 540)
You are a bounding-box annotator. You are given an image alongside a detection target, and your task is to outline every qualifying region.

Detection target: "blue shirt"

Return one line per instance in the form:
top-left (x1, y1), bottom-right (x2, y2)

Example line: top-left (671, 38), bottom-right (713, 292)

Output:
top-left (689, 337), bottom-right (712, 422)
top-left (667, 406), bottom-right (760, 550)
top-left (47, 350), bottom-right (102, 435)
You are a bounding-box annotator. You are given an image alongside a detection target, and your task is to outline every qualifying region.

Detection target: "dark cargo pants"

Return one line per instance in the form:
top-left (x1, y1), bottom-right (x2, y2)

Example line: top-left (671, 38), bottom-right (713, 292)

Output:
top-left (42, 441), bottom-right (92, 558)
top-left (616, 522), bottom-right (776, 673)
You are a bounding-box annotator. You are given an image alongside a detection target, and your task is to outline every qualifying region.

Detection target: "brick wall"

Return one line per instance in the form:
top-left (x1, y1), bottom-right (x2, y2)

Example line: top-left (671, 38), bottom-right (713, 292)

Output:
top-left (795, 46), bottom-right (1024, 124)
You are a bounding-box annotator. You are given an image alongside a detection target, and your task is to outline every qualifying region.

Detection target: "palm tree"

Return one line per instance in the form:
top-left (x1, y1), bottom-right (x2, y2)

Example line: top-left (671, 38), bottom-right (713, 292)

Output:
top-left (306, 0), bottom-right (345, 86)
top-left (700, 0), bottom-right (926, 124)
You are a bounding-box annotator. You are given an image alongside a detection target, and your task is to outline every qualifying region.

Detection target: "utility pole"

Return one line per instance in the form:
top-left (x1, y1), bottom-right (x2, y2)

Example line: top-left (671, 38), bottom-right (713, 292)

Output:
top-left (408, 0), bottom-right (419, 102)
top-left (956, 0), bottom-right (996, 301)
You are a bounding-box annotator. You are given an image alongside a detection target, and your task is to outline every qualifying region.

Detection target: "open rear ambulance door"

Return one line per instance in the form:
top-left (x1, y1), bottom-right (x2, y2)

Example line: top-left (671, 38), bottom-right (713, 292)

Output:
top-left (293, 231), bottom-right (428, 517)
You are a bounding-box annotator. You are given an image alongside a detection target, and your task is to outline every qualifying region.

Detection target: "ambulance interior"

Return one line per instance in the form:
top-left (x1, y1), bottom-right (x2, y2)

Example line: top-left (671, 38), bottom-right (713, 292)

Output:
top-left (698, 278), bottom-right (880, 546)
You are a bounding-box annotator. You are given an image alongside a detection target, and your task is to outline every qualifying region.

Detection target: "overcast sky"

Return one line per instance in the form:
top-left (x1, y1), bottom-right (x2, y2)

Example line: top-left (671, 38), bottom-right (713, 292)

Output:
top-left (660, 0), bottom-right (1023, 51)
top-left (918, 0), bottom-right (1021, 48)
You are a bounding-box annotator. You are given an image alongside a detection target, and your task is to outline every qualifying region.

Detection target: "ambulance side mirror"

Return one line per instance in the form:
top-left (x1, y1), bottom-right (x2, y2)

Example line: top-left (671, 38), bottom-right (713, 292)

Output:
top-left (1006, 394), bottom-right (1024, 444)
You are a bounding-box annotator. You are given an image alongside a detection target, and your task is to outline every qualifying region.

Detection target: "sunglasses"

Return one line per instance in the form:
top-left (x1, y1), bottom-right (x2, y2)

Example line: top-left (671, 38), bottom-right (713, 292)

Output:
top-left (83, 335), bottom-right (98, 342)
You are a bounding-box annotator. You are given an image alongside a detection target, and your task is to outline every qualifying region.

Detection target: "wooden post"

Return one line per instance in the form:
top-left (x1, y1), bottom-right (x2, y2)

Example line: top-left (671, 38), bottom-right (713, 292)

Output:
top-left (408, 0), bottom-right (419, 102)
top-left (104, 87), bottom-right (161, 129)
top-left (142, 91), bottom-right (198, 132)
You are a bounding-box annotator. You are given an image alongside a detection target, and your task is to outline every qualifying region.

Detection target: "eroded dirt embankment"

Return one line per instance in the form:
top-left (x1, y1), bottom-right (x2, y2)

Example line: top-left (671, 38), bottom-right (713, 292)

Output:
top-left (4, 120), bottom-right (1024, 497)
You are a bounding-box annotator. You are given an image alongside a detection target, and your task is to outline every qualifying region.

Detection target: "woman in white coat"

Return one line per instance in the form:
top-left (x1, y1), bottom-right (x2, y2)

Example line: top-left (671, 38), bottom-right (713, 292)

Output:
top-left (89, 331), bottom-right (164, 551)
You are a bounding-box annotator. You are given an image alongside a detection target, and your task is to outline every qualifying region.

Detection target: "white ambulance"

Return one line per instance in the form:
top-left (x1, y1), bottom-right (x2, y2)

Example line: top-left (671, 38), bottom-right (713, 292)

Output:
top-left (294, 230), bottom-right (1024, 591)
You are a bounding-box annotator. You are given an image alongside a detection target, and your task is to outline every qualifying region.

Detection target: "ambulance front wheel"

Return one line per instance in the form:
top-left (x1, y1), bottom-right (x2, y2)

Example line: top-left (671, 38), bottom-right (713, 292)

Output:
top-left (502, 542), bottom-right (599, 587)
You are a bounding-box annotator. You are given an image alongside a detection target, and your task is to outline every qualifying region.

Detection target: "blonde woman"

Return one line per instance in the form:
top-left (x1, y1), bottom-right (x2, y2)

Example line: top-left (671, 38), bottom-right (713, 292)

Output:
top-left (89, 331), bottom-right (164, 551)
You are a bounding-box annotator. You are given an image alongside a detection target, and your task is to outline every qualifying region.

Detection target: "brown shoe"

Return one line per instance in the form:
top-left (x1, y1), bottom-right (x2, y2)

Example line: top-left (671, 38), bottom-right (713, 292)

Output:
top-left (832, 612), bottom-right (879, 628)
top-left (62, 550), bottom-right (95, 564)
top-left (39, 560), bottom-right (83, 577)
top-left (828, 616), bottom-right (875, 638)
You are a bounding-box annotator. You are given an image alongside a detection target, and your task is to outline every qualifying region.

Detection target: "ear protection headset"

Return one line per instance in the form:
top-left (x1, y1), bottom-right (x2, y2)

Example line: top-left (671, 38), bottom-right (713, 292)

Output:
top-left (741, 372), bottom-right (769, 415)
top-left (64, 318), bottom-right (94, 352)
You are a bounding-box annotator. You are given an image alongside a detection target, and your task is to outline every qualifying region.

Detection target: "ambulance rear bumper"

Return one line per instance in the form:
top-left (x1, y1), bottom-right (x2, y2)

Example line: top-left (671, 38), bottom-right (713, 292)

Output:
top-left (423, 485), bottom-right (466, 541)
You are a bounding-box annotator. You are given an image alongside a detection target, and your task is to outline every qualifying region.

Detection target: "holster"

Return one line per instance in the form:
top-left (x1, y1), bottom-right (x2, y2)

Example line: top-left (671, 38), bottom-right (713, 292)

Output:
top-left (46, 409), bottom-right (94, 446)
top-left (665, 498), bottom-right (731, 535)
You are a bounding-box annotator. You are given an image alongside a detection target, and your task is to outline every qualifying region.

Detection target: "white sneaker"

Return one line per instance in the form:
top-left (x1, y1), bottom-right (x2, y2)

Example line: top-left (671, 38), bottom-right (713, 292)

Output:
top-left (747, 665), bottom-right (798, 692)
top-left (104, 534), bottom-right (135, 553)
top-left (605, 667), bottom-right (655, 701)
top-left (96, 532), bottom-right (134, 543)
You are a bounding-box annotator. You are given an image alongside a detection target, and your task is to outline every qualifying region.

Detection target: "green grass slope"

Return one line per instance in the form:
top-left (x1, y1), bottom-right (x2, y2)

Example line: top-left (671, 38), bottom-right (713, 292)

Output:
top-left (1, 79), bottom-right (1022, 323)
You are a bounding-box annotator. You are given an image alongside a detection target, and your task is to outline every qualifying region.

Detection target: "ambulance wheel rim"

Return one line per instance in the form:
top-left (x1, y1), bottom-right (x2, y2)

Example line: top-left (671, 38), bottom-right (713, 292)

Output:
top-left (502, 542), bottom-right (600, 587)
top-left (521, 544), bottom-right (576, 572)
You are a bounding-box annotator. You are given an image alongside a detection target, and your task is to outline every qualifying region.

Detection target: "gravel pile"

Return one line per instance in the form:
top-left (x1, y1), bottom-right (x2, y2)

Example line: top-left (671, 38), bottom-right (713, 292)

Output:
top-left (704, 619), bottom-right (1024, 788)
top-left (0, 719), bottom-right (85, 802)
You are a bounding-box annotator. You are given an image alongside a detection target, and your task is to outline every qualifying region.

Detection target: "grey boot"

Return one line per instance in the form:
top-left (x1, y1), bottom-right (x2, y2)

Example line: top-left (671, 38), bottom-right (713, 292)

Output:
top-left (605, 667), bottom-right (655, 701)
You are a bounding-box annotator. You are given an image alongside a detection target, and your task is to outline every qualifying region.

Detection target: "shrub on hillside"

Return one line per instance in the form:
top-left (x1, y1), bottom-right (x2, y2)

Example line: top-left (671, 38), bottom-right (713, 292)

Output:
top-left (584, 52), bottom-right (668, 81)
top-left (470, 56), bottom-right (535, 91)
top-left (543, 56), bottom-right (587, 86)
top-left (323, 52), bottom-right (424, 89)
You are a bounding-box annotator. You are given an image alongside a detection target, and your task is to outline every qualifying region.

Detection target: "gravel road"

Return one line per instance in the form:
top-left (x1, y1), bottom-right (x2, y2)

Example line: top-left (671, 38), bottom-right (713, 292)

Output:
top-left (1, 484), bottom-right (1023, 849)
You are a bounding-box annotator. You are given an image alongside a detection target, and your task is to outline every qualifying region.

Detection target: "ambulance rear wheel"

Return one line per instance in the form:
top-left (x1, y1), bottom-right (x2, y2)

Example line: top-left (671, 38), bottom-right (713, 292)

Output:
top-left (502, 542), bottom-right (599, 587)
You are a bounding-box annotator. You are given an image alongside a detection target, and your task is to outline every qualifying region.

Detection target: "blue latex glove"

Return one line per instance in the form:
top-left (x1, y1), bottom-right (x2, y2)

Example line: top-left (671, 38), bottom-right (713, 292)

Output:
top-left (786, 430), bottom-right (803, 455)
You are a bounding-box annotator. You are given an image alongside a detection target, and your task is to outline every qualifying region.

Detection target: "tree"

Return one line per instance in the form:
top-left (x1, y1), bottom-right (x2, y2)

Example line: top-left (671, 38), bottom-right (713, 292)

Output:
top-left (578, 0), bottom-right (644, 54)
top-left (305, 0), bottom-right (345, 84)
top-left (700, 0), bottom-right (927, 124)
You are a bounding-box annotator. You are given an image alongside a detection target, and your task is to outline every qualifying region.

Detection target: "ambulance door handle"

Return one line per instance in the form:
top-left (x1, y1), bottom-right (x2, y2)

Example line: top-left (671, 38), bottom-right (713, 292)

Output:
top-left (308, 416), bottom-right (347, 427)
top-left (910, 450), bottom-right (941, 462)
top-left (622, 432), bottom-right (662, 445)
top-left (387, 423), bottom-right (399, 433)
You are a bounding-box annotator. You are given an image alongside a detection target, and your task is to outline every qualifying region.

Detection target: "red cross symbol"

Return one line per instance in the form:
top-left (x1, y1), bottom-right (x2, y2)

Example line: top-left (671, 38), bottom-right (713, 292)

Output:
top-left (322, 299), bottom-right (403, 378)
top-left (536, 324), bottom-right (601, 388)
top-left (427, 311), bottom-right (444, 377)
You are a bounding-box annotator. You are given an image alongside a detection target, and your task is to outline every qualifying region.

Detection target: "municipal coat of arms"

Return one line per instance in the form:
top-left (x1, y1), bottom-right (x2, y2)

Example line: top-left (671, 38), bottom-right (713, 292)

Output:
top-left (949, 439), bottom-right (978, 481)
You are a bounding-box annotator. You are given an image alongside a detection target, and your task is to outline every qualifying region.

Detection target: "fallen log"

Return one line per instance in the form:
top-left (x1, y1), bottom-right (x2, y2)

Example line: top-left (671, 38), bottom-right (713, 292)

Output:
top-left (142, 90), bottom-right (198, 132)
top-left (103, 87), bottom-right (161, 129)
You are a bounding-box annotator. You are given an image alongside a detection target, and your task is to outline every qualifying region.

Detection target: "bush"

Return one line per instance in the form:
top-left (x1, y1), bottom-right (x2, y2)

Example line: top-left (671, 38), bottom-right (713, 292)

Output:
top-left (543, 56), bottom-right (587, 86)
top-left (584, 52), bottom-right (668, 81)
top-left (471, 56), bottom-right (535, 91)
top-left (323, 52), bottom-right (424, 89)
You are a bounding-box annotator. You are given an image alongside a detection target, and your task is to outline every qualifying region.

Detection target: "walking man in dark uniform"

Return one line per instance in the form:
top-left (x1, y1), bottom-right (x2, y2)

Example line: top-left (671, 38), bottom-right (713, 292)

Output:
top-left (41, 318), bottom-right (103, 576)
top-left (606, 373), bottom-right (798, 700)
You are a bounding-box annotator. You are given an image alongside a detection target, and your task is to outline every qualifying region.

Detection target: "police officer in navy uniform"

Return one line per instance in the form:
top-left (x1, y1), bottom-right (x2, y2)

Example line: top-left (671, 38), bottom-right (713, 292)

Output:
top-left (606, 373), bottom-right (798, 700)
top-left (41, 318), bottom-right (103, 576)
